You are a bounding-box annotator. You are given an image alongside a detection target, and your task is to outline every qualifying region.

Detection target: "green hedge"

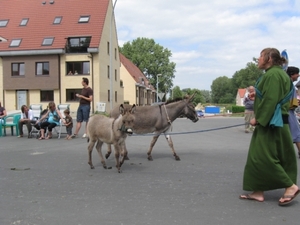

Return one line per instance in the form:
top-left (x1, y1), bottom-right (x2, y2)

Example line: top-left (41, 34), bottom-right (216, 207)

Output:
top-left (232, 105), bottom-right (245, 113)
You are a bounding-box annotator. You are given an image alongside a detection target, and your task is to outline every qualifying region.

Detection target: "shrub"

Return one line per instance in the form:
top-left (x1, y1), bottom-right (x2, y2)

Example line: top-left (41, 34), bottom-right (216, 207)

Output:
top-left (232, 105), bottom-right (245, 114)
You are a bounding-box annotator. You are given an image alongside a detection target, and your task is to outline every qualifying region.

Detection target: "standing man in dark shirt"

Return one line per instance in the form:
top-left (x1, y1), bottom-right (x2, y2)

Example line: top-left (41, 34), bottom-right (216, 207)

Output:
top-left (72, 77), bottom-right (93, 138)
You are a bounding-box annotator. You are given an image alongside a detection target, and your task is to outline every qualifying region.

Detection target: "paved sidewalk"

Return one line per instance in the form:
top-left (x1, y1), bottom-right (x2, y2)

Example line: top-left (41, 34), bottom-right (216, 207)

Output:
top-left (0, 117), bottom-right (299, 225)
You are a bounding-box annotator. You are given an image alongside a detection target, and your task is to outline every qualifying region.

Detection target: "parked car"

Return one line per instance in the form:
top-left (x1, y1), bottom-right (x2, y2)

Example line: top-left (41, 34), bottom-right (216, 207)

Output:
top-left (196, 110), bottom-right (204, 118)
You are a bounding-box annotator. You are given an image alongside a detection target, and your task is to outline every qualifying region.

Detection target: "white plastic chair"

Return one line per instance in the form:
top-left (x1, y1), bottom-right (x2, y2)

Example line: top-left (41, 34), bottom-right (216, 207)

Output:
top-left (30, 104), bottom-right (42, 119)
top-left (54, 104), bottom-right (70, 139)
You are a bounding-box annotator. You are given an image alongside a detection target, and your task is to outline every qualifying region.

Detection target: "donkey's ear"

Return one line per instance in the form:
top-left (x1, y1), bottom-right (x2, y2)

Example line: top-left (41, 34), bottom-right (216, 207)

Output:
top-left (119, 104), bottom-right (125, 115)
top-left (130, 104), bottom-right (136, 113)
top-left (189, 92), bottom-right (196, 101)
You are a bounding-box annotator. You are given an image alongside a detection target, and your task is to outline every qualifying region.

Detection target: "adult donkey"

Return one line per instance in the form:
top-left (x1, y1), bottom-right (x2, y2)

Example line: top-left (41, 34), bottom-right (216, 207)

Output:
top-left (109, 93), bottom-right (199, 161)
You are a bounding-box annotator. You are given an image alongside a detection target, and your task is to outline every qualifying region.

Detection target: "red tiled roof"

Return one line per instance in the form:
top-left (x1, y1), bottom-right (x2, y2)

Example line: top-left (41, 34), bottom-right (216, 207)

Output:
top-left (0, 0), bottom-right (109, 51)
top-left (120, 53), bottom-right (153, 89)
top-left (238, 88), bottom-right (246, 98)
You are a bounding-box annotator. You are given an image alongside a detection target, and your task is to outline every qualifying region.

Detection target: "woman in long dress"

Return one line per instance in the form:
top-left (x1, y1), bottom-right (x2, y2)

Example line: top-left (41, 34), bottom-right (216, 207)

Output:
top-left (239, 48), bottom-right (299, 206)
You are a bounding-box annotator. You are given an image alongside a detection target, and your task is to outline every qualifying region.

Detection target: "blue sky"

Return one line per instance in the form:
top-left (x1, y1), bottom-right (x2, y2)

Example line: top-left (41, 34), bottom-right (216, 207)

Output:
top-left (115, 0), bottom-right (300, 91)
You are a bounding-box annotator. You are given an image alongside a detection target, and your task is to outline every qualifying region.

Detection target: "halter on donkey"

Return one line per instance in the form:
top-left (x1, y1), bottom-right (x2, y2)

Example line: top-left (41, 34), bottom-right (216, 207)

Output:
top-left (108, 93), bottom-right (199, 161)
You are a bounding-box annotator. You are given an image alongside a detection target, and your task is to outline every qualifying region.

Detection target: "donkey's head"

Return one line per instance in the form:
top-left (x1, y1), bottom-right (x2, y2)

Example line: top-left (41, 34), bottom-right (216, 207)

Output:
top-left (119, 104), bottom-right (136, 135)
top-left (182, 93), bottom-right (199, 123)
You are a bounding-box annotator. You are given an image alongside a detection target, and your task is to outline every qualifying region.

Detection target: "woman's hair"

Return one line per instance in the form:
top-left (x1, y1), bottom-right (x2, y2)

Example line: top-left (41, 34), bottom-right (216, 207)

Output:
top-left (21, 105), bottom-right (27, 113)
top-left (48, 101), bottom-right (56, 112)
top-left (261, 48), bottom-right (287, 67)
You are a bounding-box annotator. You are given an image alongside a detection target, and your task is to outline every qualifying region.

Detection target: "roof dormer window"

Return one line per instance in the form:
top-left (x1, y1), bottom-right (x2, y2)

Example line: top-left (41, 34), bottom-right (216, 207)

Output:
top-left (42, 37), bottom-right (54, 46)
top-left (0, 20), bottom-right (9, 27)
top-left (66, 36), bottom-right (91, 53)
top-left (10, 39), bottom-right (22, 47)
top-left (20, 18), bottom-right (29, 26)
top-left (53, 17), bottom-right (62, 24)
top-left (78, 15), bottom-right (90, 23)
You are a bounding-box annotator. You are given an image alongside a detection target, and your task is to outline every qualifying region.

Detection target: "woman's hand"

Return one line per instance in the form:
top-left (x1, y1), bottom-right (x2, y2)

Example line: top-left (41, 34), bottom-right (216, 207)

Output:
top-left (250, 118), bottom-right (257, 126)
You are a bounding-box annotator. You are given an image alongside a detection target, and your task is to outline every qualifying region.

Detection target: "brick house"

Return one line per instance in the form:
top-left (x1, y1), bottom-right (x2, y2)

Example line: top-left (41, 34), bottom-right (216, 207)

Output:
top-left (236, 88), bottom-right (247, 106)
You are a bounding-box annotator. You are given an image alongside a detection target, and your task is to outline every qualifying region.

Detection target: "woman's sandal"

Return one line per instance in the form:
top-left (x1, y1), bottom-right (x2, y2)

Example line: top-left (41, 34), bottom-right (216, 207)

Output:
top-left (45, 136), bottom-right (52, 140)
top-left (38, 137), bottom-right (45, 140)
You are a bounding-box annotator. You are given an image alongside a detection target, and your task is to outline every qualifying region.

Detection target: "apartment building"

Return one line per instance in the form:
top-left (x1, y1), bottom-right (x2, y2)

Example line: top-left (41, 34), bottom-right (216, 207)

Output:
top-left (0, 0), bottom-right (123, 113)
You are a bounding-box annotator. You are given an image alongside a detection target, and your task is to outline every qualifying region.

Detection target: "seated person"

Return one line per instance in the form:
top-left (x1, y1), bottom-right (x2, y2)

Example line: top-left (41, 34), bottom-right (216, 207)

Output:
top-left (18, 105), bottom-right (35, 138)
top-left (36, 101), bottom-right (65, 140)
top-left (0, 101), bottom-right (7, 124)
top-left (33, 108), bottom-right (49, 130)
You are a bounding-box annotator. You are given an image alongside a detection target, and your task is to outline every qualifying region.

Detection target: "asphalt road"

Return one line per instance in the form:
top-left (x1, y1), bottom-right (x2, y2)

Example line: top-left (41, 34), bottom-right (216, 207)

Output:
top-left (0, 117), bottom-right (300, 225)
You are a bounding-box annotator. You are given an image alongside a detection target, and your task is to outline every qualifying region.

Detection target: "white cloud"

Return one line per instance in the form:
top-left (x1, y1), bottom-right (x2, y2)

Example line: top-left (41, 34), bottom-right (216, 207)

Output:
top-left (115, 0), bottom-right (300, 90)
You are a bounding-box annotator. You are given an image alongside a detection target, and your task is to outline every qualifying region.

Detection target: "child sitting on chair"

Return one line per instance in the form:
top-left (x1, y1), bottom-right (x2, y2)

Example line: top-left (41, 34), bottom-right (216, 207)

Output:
top-left (64, 109), bottom-right (73, 140)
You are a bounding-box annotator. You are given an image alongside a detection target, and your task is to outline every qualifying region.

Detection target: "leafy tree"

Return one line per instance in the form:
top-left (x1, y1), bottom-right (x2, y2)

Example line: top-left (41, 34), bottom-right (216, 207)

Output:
top-left (211, 76), bottom-right (234, 103)
top-left (231, 60), bottom-right (263, 96)
top-left (119, 37), bottom-right (176, 95)
top-left (211, 58), bottom-right (263, 104)
top-left (200, 90), bottom-right (211, 103)
top-left (219, 93), bottom-right (235, 104)
top-left (172, 86), bottom-right (183, 99)
top-left (181, 88), bottom-right (204, 105)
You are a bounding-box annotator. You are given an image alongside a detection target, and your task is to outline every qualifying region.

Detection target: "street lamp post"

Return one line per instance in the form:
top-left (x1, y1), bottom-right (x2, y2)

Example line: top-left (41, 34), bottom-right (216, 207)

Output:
top-left (156, 74), bottom-right (161, 102)
top-left (110, 0), bottom-right (118, 110)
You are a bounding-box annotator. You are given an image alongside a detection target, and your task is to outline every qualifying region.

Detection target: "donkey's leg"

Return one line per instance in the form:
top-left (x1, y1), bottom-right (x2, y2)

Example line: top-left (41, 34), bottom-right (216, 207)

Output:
top-left (120, 142), bottom-right (128, 167)
top-left (87, 140), bottom-right (96, 169)
top-left (120, 142), bottom-right (129, 162)
top-left (147, 135), bottom-right (160, 161)
top-left (105, 144), bottom-right (112, 159)
top-left (113, 144), bottom-right (121, 173)
top-left (164, 134), bottom-right (180, 161)
top-left (95, 141), bottom-right (107, 169)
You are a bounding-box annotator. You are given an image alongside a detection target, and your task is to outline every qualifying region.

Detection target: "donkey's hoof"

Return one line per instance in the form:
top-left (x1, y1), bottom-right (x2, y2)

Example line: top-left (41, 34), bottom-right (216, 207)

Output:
top-left (88, 162), bottom-right (94, 169)
top-left (105, 153), bottom-right (111, 159)
top-left (147, 155), bottom-right (153, 161)
top-left (107, 166), bottom-right (112, 169)
top-left (175, 156), bottom-right (181, 161)
top-left (124, 155), bottom-right (130, 160)
top-left (103, 166), bottom-right (107, 169)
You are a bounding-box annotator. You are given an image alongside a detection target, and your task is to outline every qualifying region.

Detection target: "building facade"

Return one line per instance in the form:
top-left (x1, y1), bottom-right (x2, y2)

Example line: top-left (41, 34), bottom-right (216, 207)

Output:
top-left (0, 0), bottom-right (123, 113)
top-left (120, 53), bottom-right (156, 106)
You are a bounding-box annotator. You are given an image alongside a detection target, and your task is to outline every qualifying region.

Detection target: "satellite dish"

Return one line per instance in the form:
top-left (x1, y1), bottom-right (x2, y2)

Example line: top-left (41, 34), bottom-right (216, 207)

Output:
top-left (281, 49), bottom-right (288, 71)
